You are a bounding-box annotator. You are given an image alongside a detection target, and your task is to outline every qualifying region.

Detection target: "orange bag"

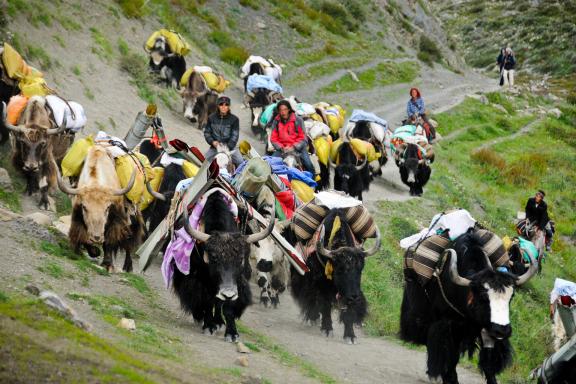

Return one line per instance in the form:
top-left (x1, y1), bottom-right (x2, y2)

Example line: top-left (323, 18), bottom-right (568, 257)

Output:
top-left (6, 95), bottom-right (28, 125)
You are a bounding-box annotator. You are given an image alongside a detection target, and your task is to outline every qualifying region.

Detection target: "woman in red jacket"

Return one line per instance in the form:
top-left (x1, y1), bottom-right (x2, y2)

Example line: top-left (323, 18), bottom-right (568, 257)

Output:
top-left (270, 100), bottom-right (315, 174)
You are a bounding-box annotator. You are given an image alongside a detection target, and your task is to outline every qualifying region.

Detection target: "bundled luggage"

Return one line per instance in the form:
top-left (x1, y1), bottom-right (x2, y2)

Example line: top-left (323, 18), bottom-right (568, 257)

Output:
top-left (145, 29), bottom-right (190, 56)
top-left (179, 66), bottom-right (230, 92)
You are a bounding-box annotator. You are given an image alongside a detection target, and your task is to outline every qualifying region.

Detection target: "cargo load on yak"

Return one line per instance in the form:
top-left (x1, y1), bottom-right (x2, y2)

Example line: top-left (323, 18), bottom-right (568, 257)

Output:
top-left (145, 29), bottom-right (190, 56)
top-left (45, 95), bottom-right (87, 132)
top-left (246, 74), bottom-right (283, 94)
top-left (390, 124), bottom-right (434, 162)
top-left (179, 65), bottom-right (230, 93)
top-left (347, 109), bottom-right (388, 143)
top-left (240, 55), bottom-right (282, 81)
top-left (314, 102), bottom-right (346, 135)
top-left (1, 43), bottom-right (52, 97)
top-left (330, 137), bottom-right (380, 163)
top-left (400, 209), bottom-right (509, 285)
top-left (290, 190), bottom-right (378, 259)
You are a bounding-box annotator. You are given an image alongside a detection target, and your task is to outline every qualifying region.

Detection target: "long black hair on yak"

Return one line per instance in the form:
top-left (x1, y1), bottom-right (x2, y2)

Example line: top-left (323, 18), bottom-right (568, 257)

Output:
top-left (290, 209), bottom-right (368, 343)
top-left (401, 229), bottom-right (517, 383)
top-left (172, 192), bottom-right (252, 340)
top-left (399, 143), bottom-right (431, 196)
top-left (144, 163), bottom-right (187, 233)
top-left (333, 142), bottom-right (370, 201)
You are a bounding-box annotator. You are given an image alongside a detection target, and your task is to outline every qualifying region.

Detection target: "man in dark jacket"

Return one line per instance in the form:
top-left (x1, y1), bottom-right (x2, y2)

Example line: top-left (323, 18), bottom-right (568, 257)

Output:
top-left (497, 47), bottom-right (516, 88)
top-left (203, 95), bottom-right (243, 166)
top-left (270, 99), bottom-right (315, 175)
top-left (525, 190), bottom-right (553, 250)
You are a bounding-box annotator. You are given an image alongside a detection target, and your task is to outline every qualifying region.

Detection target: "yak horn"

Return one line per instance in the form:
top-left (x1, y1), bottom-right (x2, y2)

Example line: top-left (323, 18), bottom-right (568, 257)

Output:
top-left (515, 252), bottom-right (538, 286)
top-left (483, 251), bottom-right (493, 271)
top-left (47, 115), bottom-right (66, 135)
top-left (113, 168), bottom-right (137, 196)
top-left (246, 204), bottom-right (275, 244)
top-left (55, 162), bottom-right (79, 195)
top-left (355, 157), bottom-right (367, 171)
top-left (363, 226), bottom-right (381, 256)
top-left (182, 205), bottom-right (211, 243)
top-left (329, 159), bottom-right (337, 169)
top-left (447, 249), bottom-right (471, 287)
top-left (316, 226), bottom-right (333, 258)
top-left (146, 181), bottom-right (166, 201)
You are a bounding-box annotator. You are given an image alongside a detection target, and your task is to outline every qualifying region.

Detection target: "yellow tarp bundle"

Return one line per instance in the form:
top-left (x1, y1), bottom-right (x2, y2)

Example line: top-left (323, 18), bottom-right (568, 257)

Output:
top-left (19, 76), bottom-right (51, 97)
top-left (180, 68), bottom-right (230, 93)
top-left (61, 135), bottom-right (95, 177)
top-left (140, 167), bottom-right (164, 211)
top-left (2, 43), bottom-right (42, 80)
top-left (313, 136), bottom-right (331, 166)
top-left (145, 29), bottom-right (190, 56)
top-left (291, 179), bottom-right (314, 203)
top-left (182, 160), bottom-right (199, 178)
top-left (330, 138), bottom-right (379, 163)
top-left (115, 153), bottom-right (153, 204)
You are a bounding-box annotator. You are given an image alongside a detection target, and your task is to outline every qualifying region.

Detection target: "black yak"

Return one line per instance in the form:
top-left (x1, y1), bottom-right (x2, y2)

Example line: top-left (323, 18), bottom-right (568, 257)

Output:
top-left (332, 141), bottom-right (370, 201)
top-left (350, 120), bottom-right (387, 176)
top-left (400, 230), bottom-right (538, 384)
top-left (290, 209), bottom-right (380, 344)
top-left (398, 143), bottom-right (431, 196)
top-left (173, 191), bottom-right (274, 341)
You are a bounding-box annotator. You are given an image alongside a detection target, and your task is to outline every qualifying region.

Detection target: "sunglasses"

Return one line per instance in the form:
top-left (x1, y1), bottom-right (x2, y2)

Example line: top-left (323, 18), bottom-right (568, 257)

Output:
top-left (219, 103), bottom-right (230, 106)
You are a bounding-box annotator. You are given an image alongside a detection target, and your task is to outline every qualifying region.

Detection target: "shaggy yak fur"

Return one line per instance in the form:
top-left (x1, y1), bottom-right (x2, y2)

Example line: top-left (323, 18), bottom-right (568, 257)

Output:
top-left (351, 120), bottom-right (387, 176)
top-left (181, 71), bottom-right (217, 129)
top-left (290, 209), bottom-right (368, 343)
top-left (398, 143), bottom-right (431, 196)
top-left (333, 141), bottom-right (371, 201)
top-left (11, 97), bottom-right (73, 209)
top-left (0, 73), bottom-right (20, 144)
top-left (148, 38), bottom-right (186, 89)
top-left (400, 230), bottom-right (522, 384)
top-left (172, 193), bottom-right (252, 342)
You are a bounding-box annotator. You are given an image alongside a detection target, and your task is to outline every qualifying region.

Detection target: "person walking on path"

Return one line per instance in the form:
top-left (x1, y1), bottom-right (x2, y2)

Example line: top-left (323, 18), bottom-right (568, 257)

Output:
top-left (497, 47), bottom-right (516, 88)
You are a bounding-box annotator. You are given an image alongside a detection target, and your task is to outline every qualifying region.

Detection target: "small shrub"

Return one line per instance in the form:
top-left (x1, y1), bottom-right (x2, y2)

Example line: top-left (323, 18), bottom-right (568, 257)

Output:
top-left (323, 41), bottom-right (337, 55)
top-left (418, 35), bottom-right (442, 66)
top-left (485, 92), bottom-right (515, 114)
top-left (208, 30), bottom-right (232, 48)
top-left (567, 91), bottom-right (576, 106)
top-left (90, 27), bottom-right (113, 61)
top-left (471, 148), bottom-right (506, 170)
top-left (289, 20), bottom-right (312, 36)
top-left (115, 0), bottom-right (146, 18)
top-left (239, 0), bottom-right (260, 10)
top-left (220, 46), bottom-right (249, 66)
top-left (72, 65), bottom-right (81, 76)
top-left (25, 44), bottom-right (52, 70)
top-left (117, 38), bottom-right (130, 56)
top-left (496, 116), bottom-right (512, 131)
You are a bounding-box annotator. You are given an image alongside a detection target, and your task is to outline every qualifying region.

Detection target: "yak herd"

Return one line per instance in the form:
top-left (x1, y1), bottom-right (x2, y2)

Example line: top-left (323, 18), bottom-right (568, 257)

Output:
top-left (0, 38), bottom-right (560, 384)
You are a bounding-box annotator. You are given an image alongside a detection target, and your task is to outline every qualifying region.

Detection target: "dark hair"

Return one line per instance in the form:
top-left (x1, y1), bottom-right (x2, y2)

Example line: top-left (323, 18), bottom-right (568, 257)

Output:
top-left (276, 99), bottom-right (293, 112)
top-left (537, 190), bottom-right (545, 197)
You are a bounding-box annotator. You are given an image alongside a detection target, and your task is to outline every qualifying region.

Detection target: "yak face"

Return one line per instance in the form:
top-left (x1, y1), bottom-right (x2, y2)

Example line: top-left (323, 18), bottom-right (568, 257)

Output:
top-left (249, 89), bottom-right (271, 108)
top-left (204, 233), bottom-right (250, 302)
top-left (150, 37), bottom-right (167, 66)
top-left (468, 270), bottom-right (516, 340)
top-left (400, 143), bottom-right (422, 183)
top-left (17, 133), bottom-right (49, 173)
top-left (330, 247), bottom-right (366, 305)
top-left (74, 189), bottom-right (122, 245)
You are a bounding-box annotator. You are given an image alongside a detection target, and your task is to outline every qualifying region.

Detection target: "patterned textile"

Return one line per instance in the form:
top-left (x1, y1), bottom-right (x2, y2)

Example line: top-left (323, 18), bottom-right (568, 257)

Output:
top-left (475, 228), bottom-right (509, 267)
top-left (404, 234), bottom-right (451, 285)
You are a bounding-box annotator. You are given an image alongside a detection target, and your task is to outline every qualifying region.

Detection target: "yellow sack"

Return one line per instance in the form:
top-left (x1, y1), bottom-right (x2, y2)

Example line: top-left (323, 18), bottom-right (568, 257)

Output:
top-left (330, 138), bottom-right (343, 162)
top-left (115, 155), bottom-right (145, 204)
top-left (201, 72), bottom-right (230, 93)
top-left (350, 139), bottom-right (380, 163)
top-left (133, 152), bottom-right (154, 182)
top-left (182, 160), bottom-right (199, 178)
top-left (2, 43), bottom-right (39, 79)
top-left (314, 136), bottom-right (331, 166)
top-left (291, 179), bottom-right (314, 203)
top-left (180, 67), bottom-right (194, 88)
top-left (19, 76), bottom-right (51, 97)
top-left (326, 114), bottom-right (341, 135)
top-left (61, 135), bottom-right (94, 177)
top-left (6, 95), bottom-right (28, 125)
top-left (145, 29), bottom-right (190, 56)
top-left (311, 113), bottom-right (323, 123)
top-left (140, 167), bottom-right (164, 211)
top-left (502, 236), bottom-right (513, 251)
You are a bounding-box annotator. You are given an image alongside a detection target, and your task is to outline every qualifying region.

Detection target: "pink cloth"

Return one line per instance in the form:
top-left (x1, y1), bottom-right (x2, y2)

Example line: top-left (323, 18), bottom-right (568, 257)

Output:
top-left (161, 188), bottom-right (238, 288)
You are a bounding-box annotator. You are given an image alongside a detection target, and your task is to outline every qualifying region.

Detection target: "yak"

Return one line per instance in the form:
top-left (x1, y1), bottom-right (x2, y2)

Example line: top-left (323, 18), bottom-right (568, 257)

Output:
top-left (5, 96), bottom-right (71, 209)
top-left (57, 145), bottom-right (144, 272)
top-left (148, 36), bottom-right (186, 89)
top-left (181, 71), bottom-right (217, 129)
top-left (144, 163), bottom-right (187, 233)
top-left (332, 141), bottom-right (370, 201)
top-left (290, 209), bottom-right (381, 344)
top-left (398, 143), bottom-right (431, 196)
top-left (400, 230), bottom-right (538, 384)
top-left (174, 191), bottom-right (275, 341)
top-left (350, 120), bottom-right (388, 176)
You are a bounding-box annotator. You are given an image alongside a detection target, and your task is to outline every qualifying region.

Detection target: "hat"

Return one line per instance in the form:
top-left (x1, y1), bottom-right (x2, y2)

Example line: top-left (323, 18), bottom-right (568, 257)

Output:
top-left (217, 96), bottom-right (231, 105)
top-left (537, 190), bottom-right (545, 197)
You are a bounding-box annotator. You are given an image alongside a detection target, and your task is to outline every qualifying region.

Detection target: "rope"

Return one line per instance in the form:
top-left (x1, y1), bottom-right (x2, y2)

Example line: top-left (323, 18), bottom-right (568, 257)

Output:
top-left (433, 252), bottom-right (466, 318)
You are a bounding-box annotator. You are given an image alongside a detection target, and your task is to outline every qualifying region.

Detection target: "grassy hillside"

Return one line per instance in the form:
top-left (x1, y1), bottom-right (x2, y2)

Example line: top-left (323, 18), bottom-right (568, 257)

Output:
top-left (365, 92), bottom-right (576, 382)
top-left (433, 0), bottom-right (576, 77)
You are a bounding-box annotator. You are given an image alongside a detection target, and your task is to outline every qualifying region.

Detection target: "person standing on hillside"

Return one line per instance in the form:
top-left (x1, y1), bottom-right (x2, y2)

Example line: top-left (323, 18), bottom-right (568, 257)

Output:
top-left (270, 100), bottom-right (315, 175)
top-left (203, 95), bottom-right (244, 166)
top-left (524, 190), bottom-right (553, 251)
top-left (497, 47), bottom-right (516, 88)
top-left (406, 88), bottom-right (436, 142)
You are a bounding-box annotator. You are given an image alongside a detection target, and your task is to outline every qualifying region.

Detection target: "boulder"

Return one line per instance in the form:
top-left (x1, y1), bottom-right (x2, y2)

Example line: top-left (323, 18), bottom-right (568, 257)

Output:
top-left (0, 168), bottom-right (12, 192)
top-left (0, 207), bottom-right (21, 222)
top-left (547, 108), bottom-right (562, 119)
top-left (237, 341), bottom-right (251, 354)
top-left (26, 212), bottom-right (53, 226)
top-left (235, 356), bottom-right (249, 367)
top-left (117, 318), bottom-right (136, 331)
top-left (40, 291), bottom-right (92, 331)
top-left (257, 22), bottom-right (266, 30)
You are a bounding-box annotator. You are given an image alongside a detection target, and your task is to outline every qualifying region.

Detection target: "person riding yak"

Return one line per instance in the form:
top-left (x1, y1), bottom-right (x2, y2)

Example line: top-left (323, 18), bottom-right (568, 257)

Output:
top-left (270, 100), bottom-right (315, 175)
top-left (525, 190), bottom-right (553, 251)
top-left (406, 88), bottom-right (435, 142)
top-left (203, 96), bottom-right (243, 167)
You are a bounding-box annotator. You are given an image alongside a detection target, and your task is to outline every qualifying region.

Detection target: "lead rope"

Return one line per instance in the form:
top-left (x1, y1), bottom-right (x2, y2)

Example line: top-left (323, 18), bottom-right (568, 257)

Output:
top-left (433, 252), bottom-right (466, 318)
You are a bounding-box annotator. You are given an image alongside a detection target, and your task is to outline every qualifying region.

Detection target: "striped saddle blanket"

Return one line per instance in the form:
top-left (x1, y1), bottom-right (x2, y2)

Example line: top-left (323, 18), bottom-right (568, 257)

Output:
top-left (405, 228), bottom-right (509, 286)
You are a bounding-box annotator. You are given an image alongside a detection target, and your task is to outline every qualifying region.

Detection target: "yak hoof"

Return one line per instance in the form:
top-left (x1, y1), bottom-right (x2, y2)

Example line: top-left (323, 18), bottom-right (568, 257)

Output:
top-left (322, 329), bottom-right (334, 338)
top-left (225, 334), bottom-right (239, 343)
top-left (260, 295), bottom-right (270, 307)
top-left (271, 296), bottom-right (280, 308)
top-left (203, 328), bottom-right (215, 336)
top-left (344, 337), bottom-right (357, 345)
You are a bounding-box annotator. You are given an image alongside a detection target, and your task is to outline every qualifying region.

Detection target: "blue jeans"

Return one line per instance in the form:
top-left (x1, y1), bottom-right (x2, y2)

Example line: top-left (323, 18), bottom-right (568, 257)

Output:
top-left (273, 149), bottom-right (315, 174)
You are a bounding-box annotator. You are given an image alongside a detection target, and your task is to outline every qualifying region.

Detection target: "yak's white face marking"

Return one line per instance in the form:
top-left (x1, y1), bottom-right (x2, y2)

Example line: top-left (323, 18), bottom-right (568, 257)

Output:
top-left (407, 170), bottom-right (416, 183)
top-left (252, 107), bottom-right (262, 127)
top-left (485, 283), bottom-right (514, 326)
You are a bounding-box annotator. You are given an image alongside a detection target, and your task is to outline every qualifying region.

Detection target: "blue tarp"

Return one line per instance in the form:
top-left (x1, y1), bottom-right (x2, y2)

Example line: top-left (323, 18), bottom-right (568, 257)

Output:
top-left (348, 109), bottom-right (388, 130)
top-left (235, 156), bottom-right (316, 187)
top-left (246, 74), bottom-right (283, 94)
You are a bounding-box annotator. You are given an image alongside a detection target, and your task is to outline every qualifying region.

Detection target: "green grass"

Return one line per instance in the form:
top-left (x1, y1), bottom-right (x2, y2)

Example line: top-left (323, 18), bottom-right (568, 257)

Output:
top-left (237, 323), bottom-right (337, 384)
top-left (90, 27), bottom-right (114, 61)
top-left (38, 260), bottom-right (73, 279)
top-left (239, 0), bottom-right (260, 10)
top-left (121, 274), bottom-right (153, 298)
top-left (417, 35), bottom-right (442, 66)
top-left (25, 44), bottom-right (52, 70)
top-left (366, 94), bottom-right (576, 383)
top-left (220, 46), bottom-right (249, 66)
top-left (320, 61), bottom-right (419, 93)
top-left (286, 56), bottom-right (372, 86)
top-left (115, 0), bottom-right (147, 18)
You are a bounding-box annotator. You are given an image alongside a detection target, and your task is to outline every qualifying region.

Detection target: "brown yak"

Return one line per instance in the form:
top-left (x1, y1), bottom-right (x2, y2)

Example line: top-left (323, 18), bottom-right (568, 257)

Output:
top-left (56, 144), bottom-right (144, 272)
top-left (4, 96), bottom-right (72, 209)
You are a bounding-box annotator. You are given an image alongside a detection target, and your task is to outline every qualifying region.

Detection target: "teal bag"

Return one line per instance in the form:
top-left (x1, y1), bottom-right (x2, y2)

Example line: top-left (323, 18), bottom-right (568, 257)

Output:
top-left (259, 102), bottom-right (278, 127)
